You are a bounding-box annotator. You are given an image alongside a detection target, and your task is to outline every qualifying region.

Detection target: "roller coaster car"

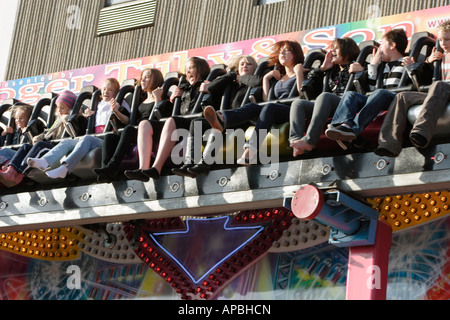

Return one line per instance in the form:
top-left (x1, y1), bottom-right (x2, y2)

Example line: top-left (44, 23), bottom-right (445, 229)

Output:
top-left (149, 72), bottom-right (180, 121)
top-left (25, 87), bottom-right (95, 184)
top-left (108, 74), bottom-right (185, 175)
top-left (171, 64), bottom-right (228, 119)
top-left (407, 38), bottom-right (450, 141)
top-left (2, 101), bottom-right (46, 148)
top-left (0, 98), bottom-right (50, 188)
top-left (22, 93), bottom-right (56, 142)
top-left (359, 32), bottom-right (437, 148)
top-left (242, 50), bottom-right (327, 158)
top-left (0, 99), bottom-right (18, 179)
top-left (71, 80), bottom-right (137, 180)
top-left (0, 99), bottom-right (17, 148)
top-left (322, 32), bottom-right (437, 151)
top-left (245, 32), bottom-right (438, 158)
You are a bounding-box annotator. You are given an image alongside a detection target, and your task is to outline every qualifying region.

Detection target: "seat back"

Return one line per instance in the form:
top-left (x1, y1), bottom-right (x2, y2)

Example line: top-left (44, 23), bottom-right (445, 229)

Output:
top-left (433, 39), bottom-right (443, 82)
top-left (0, 100), bottom-right (16, 132)
top-left (3, 102), bottom-right (37, 146)
top-left (129, 85), bottom-right (145, 126)
top-left (101, 79), bottom-right (136, 134)
top-left (149, 73), bottom-right (179, 120)
top-left (0, 99), bottom-right (16, 147)
top-left (63, 86), bottom-right (98, 139)
top-left (409, 32), bottom-right (435, 63)
top-left (172, 65), bottom-right (227, 118)
top-left (398, 32), bottom-right (436, 87)
top-left (353, 41), bottom-right (379, 95)
top-left (25, 92), bottom-right (57, 139)
top-left (191, 64), bottom-right (227, 115)
top-left (301, 49), bottom-right (326, 100)
top-left (240, 58), bottom-right (271, 107)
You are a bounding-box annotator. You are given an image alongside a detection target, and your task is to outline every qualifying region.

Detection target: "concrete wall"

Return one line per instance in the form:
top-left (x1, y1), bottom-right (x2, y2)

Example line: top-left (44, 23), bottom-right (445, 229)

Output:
top-left (5, 0), bottom-right (448, 80)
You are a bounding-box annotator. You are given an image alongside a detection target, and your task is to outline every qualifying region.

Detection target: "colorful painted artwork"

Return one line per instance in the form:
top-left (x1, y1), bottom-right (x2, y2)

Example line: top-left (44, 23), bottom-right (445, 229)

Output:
top-left (0, 214), bottom-right (446, 300)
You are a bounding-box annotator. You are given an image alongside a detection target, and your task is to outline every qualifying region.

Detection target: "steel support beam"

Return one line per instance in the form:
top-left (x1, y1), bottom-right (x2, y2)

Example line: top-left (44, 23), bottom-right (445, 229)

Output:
top-left (0, 143), bottom-right (448, 233)
top-left (345, 221), bottom-right (393, 300)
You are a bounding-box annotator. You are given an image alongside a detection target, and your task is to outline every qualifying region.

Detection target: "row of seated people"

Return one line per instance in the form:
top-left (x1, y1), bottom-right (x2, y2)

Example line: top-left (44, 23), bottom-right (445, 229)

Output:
top-left (0, 23), bottom-right (448, 191)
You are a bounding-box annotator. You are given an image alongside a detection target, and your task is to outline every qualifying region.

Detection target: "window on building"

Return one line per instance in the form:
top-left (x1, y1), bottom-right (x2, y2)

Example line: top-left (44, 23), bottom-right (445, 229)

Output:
top-left (105, 0), bottom-right (135, 7)
top-left (98, 0), bottom-right (156, 36)
top-left (256, 0), bottom-right (286, 5)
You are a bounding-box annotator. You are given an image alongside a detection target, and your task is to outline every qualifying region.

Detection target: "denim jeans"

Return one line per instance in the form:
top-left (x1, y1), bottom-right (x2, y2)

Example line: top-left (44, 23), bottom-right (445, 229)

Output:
top-left (331, 89), bottom-right (396, 136)
top-left (43, 135), bottom-right (103, 172)
top-left (222, 102), bottom-right (263, 129)
top-left (0, 148), bottom-right (17, 165)
top-left (9, 141), bottom-right (54, 173)
top-left (246, 102), bottom-right (291, 150)
top-left (222, 102), bottom-right (291, 150)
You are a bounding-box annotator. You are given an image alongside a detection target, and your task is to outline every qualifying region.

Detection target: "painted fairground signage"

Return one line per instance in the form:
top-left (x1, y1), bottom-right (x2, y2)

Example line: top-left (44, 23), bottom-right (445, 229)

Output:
top-left (1, 5), bottom-right (449, 104)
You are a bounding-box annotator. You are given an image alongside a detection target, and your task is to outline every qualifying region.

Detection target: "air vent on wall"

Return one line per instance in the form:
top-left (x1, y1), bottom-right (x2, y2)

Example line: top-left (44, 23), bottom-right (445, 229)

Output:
top-left (97, 0), bottom-right (156, 36)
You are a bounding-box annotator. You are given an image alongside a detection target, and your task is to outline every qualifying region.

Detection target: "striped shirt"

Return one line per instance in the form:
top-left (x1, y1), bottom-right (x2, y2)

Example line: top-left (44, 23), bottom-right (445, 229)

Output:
top-left (367, 59), bottom-right (405, 91)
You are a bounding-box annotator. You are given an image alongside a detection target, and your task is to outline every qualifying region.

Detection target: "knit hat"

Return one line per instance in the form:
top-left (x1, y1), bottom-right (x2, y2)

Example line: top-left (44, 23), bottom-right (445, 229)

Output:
top-left (56, 90), bottom-right (77, 109)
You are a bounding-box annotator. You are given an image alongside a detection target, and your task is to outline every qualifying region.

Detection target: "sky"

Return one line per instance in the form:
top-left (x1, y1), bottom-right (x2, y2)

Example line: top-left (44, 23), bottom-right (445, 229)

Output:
top-left (0, 0), bottom-right (19, 82)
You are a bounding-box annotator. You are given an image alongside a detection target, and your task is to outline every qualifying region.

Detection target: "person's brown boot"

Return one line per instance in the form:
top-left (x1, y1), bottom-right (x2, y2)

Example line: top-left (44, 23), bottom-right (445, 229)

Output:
top-left (0, 166), bottom-right (24, 188)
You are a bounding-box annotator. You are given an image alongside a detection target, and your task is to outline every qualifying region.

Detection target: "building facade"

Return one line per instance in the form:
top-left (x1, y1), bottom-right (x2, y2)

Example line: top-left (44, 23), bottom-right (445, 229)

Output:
top-left (5, 0), bottom-right (448, 80)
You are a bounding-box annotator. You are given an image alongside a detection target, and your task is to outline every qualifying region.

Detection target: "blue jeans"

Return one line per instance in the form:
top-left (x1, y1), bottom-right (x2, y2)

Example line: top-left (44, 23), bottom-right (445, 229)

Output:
top-left (247, 102), bottom-right (291, 149)
top-left (222, 102), bottom-right (263, 128)
top-left (10, 141), bottom-right (54, 173)
top-left (43, 135), bottom-right (103, 172)
top-left (0, 148), bottom-right (17, 165)
top-left (331, 89), bottom-right (396, 136)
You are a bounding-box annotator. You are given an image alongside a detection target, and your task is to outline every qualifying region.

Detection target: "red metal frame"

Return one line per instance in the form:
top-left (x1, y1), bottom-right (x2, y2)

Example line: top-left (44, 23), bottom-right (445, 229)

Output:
top-left (345, 220), bottom-right (392, 300)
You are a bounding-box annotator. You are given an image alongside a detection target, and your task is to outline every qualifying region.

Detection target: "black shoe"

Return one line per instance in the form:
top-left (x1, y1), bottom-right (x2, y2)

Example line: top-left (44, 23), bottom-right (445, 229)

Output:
top-left (124, 169), bottom-right (150, 182)
top-left (93, 166), bottom-right (118, 178)
top-left (142, 167), bottom-right (160, 180)
top-left (172, 164), bottom-right (196, 178)
top-left (93, 166), bottom-right (119, 183)
top-left (97, 174), bottom-right (113, 184)
top-left (409, 133), bottom-right (428, 149)
top-left (374, 147), bottom-right (398, 158)
top-left (325, 125), bottom-right (356, 141)
top-left (352, 135), bottom-right (371, 150)
top-left (187, 162), bottom-right (211, 177)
